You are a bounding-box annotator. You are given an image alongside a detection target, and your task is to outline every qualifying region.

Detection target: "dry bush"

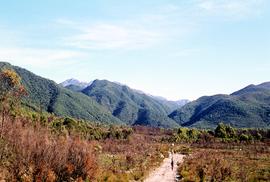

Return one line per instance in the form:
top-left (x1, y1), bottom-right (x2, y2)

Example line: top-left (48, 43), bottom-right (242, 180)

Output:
top-left (178, 145), bottom-right (270, 182)
top-left (0, 116), bottom-right (98, 181)
top-left (178, 151), bottom-right (233, 181)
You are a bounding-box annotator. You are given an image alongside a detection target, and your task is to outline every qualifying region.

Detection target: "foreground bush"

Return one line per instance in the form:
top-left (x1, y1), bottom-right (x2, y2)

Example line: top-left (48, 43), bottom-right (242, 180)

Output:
top-left (0, 116), bottom-right (98, 181)
top-left (0, 114), bottom-right (175, 181)
top-left (178, 146), bottom-right (270, 182)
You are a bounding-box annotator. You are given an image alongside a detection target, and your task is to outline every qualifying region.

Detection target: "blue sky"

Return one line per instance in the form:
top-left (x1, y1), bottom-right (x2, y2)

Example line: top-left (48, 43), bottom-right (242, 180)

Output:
top-left (0, 0), bottom-right (269, 100)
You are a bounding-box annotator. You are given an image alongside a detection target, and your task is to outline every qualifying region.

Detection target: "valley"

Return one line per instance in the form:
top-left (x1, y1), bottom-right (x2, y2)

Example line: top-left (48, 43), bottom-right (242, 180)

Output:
top-left (0, 63), bottom-right (269, 181)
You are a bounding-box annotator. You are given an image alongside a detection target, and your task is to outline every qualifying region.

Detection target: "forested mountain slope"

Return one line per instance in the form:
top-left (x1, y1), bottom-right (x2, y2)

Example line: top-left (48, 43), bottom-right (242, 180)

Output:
top-left (169, 83), bottom-right (270, 128)
top-left (80, 80), bottom-right (180, 128)
top-left (0, 62), bottom-right (122, 125)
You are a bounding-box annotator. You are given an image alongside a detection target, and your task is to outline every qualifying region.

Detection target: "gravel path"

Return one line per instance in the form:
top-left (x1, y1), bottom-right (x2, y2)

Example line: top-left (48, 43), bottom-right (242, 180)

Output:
top-left (144, 153), bottom-right (184, 182)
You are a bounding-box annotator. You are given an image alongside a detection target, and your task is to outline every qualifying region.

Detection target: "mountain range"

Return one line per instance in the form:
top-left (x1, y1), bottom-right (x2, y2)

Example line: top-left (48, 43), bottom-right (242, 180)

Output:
top-left (0, 62), bottom-right (269, 128)
top-left (62, 79), bottom-right (185, 128)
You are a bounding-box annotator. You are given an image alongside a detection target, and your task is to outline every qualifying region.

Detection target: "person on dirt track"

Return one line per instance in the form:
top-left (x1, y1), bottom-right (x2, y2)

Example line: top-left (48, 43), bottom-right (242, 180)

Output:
top-left (171, 143), bottom-right (174, 171)
top-left (171, 157), bottom-right (174, 171)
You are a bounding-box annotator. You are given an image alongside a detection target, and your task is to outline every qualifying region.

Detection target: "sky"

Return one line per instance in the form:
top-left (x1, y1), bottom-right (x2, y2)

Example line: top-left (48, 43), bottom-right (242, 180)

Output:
top-left (0, 0), bottom-right (269, 100)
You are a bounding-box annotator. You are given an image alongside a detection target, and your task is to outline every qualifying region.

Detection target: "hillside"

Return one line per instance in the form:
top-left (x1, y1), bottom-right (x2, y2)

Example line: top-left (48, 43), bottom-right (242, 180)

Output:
top-left (0, 62), bottom-right (123, 125)
top-left (80, 79), bottom-right (180, 128)
top-left (169, 83), bottom-right (270, 128)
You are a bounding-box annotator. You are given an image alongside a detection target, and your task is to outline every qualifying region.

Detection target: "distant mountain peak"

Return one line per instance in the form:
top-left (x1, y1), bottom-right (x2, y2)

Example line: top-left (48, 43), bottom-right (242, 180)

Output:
top-left (175, 99), bottom-right (190, 106)
top-left (60, 78), bottom-right (92, 89)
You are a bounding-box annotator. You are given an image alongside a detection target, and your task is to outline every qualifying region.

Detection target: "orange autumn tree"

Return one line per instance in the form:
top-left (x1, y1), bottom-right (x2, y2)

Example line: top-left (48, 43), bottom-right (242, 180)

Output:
top-left (0, 69), bottom-right (26, 136)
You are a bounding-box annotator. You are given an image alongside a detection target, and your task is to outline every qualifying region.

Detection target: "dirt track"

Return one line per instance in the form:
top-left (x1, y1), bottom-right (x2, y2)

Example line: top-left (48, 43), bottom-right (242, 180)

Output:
top-left (144, 153), bottom-right (184, 182)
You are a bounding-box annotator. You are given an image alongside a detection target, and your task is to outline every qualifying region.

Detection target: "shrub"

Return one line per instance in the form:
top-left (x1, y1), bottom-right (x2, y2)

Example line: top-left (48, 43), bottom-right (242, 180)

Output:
top-left (215, 123), bottom-right (228, 138)
top-left (1, 116), bottom-right (98, 181)
top-left (63, 117), bottom-right (77, 129)
top-left (239, 134), bottom-right (250, 142)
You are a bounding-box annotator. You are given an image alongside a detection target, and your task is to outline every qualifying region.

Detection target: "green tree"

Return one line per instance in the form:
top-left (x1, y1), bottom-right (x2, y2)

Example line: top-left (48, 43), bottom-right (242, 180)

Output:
top-left (215, 123), bottom-right (227, 138)
top-left (187, 129), bottom-right (200, 140)
top-left (239, 134), bottom-right (250, 142)
top-left (225, 125), bottom-right (236, 139)
top-left (176, 128), bottom-right (188, 142)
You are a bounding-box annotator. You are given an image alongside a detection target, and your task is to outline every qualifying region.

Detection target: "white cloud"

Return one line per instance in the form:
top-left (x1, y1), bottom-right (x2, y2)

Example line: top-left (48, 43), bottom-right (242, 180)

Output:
top-left (197, 0), bottom-right (266, 18)
top-left (55, 0), bottom-right (268, 52)
top-left (0, 22), bottom-right (86, 72)
top-left (60, 22), bottom-right (163, 50)
top-left (0, 47), bottom-right (85, 69)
